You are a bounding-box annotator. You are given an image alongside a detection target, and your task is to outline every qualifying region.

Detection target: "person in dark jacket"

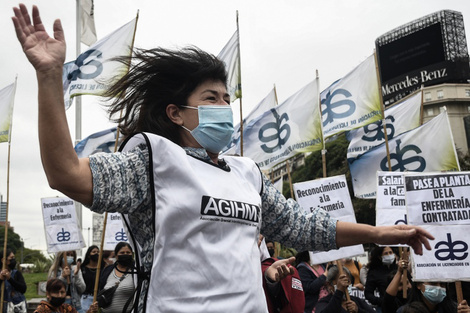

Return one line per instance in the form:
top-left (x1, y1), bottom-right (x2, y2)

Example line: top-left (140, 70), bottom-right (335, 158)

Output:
top-left (0, 249), bottom-right (27, 313)
top-left (315, 265), bottom-right (375, 313)
top-left (382, 255), bottom-right (411, 313)
top-left (365, 246), bottom-right (397, 312)
top-left (295, 251), bottom-right (328, 313)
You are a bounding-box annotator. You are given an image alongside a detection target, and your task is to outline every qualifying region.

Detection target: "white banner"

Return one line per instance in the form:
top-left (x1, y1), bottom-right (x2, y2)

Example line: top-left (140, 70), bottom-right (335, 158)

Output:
top-left (349, 111), bottom-right (460, 198)
top-left (404, 172), bottom-right (470, 226)
top-left (347, 92), bottom-right (421, 161)
top-left (321, 55), bottom-right (382, 138)
top-left (0, 81), bottom-right (16, 143)
top-left (42, 197), bottom-right (85, 253)
top-left (243, 79), bottom-right (322, 170)
top-left (64, 17), bottom-right (137, 109)
top-left (411, 225), bottom-right (470, 281)
top-left (223, 88), bottom-right (277, 155)
top-left (294, 175), bottom-right (364, 263)
top-left (74, 127), bottom-right (119, 157)
top-left (273, 177), bottom-right (283, 194)
top-left (103, 213), bottom-right (129, 250)
top-left (376, 172), bottom-right (408, 226)
top-left (217, 30), bottom-right (241, 102)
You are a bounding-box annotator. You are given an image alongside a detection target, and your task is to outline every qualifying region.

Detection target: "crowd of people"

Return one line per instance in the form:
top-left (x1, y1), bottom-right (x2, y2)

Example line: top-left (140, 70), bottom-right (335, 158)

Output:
top-left (259, 243), bottom-right (470, 313)
top-left (8, 3), bottom-right (468, 313)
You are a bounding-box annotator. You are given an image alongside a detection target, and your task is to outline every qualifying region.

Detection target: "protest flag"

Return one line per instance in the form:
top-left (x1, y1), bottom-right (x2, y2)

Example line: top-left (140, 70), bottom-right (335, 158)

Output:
top-left (223, 87), bottom-right (277, 155)
top-left (80, 0), bottom-right (97, 46)
top-left (349, 110), bottom-right (459, 198)
top-left (217, 28), bottom-right (241, 102)
top-left (321, 54), bottom-right (382, 139)
top-left (346, 91), bottom-right (422, 161)
top-left (0, 80), bottom-right (17, 143)
top-left (242, 79), bottom-right (323, 170)
top-left (74, 127), bottom-right (119, 158)
top-left (64, 16), bottom-right (138, 109)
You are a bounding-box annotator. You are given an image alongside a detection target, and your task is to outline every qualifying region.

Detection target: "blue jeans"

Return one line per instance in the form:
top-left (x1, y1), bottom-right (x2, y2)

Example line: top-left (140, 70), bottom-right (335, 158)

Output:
top-left (80, 294), bottom-right (94, 312)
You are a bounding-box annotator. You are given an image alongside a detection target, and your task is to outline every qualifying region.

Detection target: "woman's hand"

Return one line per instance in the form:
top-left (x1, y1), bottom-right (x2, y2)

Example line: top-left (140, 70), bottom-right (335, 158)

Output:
top-left (375, 225), bottom-right (434, 255)
top-left (61, 266), bottom-right (71, 278)
top-left (87, 301), bottom-right (99, 313)
top-left (397, 257), bottom-right (409, 274)
top-left (344, 300), bottom-right (358, 313)
top-left (458, 300), bottom-right (470, 313)
top-left (336, 274), bottom-right (350, 293)
top-left (12, 4), bottom-right (66, 73)
top-left (0, 269), bottom-right (11, 281)
top-left (265, 257), bottom-right (295, 282)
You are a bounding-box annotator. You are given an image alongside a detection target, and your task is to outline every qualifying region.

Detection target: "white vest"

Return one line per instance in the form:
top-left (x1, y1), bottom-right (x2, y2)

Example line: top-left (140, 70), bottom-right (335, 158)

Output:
top-left (122, 133), bottom-right (268, 313)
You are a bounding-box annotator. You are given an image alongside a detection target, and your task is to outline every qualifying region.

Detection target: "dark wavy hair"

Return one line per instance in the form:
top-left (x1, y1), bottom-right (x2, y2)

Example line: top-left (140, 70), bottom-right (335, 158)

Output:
top-left (367, 245), bottom-right (398, 270)
top-left (81, 245), bottom-right (105, 269)
top-left (104, 46), bottom-right (227, 143)
top-left (114, 242), bottom-right (133, 255)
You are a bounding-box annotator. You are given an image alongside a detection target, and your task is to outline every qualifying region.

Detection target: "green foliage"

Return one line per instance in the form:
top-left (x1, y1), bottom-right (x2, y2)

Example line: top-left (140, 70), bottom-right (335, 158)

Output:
top-left (31, 259), bottom-right (51, 273)
top-left (21, 248), bottom-right (48, 264)
top-left (0, 226), bottom-right (24, 253)
top-left (23, 272), bottom-right (48, 300)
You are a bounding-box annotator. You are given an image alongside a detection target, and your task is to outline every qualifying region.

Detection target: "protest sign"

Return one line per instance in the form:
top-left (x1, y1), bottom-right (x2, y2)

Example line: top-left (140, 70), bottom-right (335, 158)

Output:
top-left (103, 213), bottom-right (129, 250)
top-left (376, 171), bottom-right (408, 226)
top-left (404, 172), bottom-right (470, 226)
top-left (42, 197), bottom-right (85, 253)
top-left (411, 224), bottom-right (470, 281)
top-left (293, 175), bottom-right (364, 263)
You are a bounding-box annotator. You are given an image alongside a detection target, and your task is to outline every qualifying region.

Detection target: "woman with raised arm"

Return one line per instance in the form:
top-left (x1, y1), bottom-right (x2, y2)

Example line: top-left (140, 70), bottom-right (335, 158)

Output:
top-left (12, 4), bottom-right (433, 313)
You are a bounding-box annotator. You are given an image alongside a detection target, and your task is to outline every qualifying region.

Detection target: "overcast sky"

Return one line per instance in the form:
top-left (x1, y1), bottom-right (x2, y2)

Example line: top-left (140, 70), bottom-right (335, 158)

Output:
top-left (1, 0), bottom-right (469, 255)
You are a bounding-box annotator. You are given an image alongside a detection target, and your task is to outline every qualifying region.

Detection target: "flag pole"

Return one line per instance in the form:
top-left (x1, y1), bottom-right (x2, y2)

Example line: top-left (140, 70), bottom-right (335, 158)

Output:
top-left (0, 141), bottom-right (12, 313)
top-left (93, 14), bottom-right (139, 302)
top-left (75, 0), bottom-right (84, 257)
top-left (0, 78), bottom-right (17, 313)
top-left (236, 11), bottom-right (244, 156)
top-left (316, 70), bottom-right (327, 178)
top-left (419, 85), bottom-right (424, 126)
top-left (373, 49), bottom-right (392, 171)
top-left (285, 159), bottom-right (294, 199)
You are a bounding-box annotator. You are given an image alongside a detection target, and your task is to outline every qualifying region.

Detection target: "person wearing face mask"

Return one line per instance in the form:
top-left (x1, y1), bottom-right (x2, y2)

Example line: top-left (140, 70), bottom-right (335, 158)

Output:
top-left (382, 255), bottom-right (412, 313)
top-left (0, 249), bottom-right (27, 313)
top-left (98, 243), bottom-right (135, 313)
top-left (12, 5), bottom-right (436, 312)
top-left (364, 246), bottom-right (398, 312)
top-left (80, 246), bottom-right (106, 312)
top-left (315, 265), bottom-right (375, 313)
top-left (47, 251), bottom-right (85, 312)
top-left (34, 278), bottom-right (99, 313)
top-left (397, 281), bottom-right (470, 313)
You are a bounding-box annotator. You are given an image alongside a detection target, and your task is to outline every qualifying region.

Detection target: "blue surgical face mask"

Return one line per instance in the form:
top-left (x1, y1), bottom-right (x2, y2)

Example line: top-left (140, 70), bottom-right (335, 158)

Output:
top-left (421, 284), bottom-right (446, 304)
top-left (181, 105), bottom-right (234, 153)
top-left (66, 256), bottom-right (74, 265)
top-left (382, 254), bottom-right (395, 265)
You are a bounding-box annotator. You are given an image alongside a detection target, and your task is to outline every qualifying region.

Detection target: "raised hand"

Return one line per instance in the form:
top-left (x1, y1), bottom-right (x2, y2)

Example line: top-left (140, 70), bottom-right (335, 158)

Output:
top-left (12, 4), bottom-right (66, 72)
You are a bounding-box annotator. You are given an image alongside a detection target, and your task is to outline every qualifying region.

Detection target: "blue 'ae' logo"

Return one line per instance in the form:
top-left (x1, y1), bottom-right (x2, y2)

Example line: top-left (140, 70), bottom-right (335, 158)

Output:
top-left (362, 116), bottom-right (395, 142)
top-left (57, 228), bottom-right (71, 242)
top-left (67, 49), bottom-right (103, 81)
top-left (321, 89), bottom-right (356, 126)
top-left (258, 110), bottom-right (291, 153)
top-left (115, 228), bottom-right (128, 242)
top-left (434, 233), bottom-right (468, 261)
top-left (394, 214), bottom-right (407, 225)
top-left (380, 139), bottom-right (426, 172)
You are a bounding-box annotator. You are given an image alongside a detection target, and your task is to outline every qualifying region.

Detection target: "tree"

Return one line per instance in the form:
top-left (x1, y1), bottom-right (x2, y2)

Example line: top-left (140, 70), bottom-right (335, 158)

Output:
top-left (0, 225), bottom-right (24, 253)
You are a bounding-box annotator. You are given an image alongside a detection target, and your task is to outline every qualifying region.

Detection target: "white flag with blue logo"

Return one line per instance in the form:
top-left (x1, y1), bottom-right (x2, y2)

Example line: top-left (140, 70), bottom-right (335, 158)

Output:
top-left (42, 197), bottom-right (86, 253)
top-left (74, 127), bottom-right (119, 157)
top-left (63, 17), bottom-right (137, 109)
top-left (223, 88), bottom-right (277, 155)
top-left (218, 30), bottom-right (241, 102)
top-left (242, 79), bottom-right (322, 170)
top-left (321, 55), bottom-right (382, 138)
top-left (349, 110), bottom-right (460, 198)
top-left (0, 81), bottom-right (16, 143)
top-left (347, 91), bottom-right (422, 161)
top-left (104, 213), bottom-right (129, 250)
